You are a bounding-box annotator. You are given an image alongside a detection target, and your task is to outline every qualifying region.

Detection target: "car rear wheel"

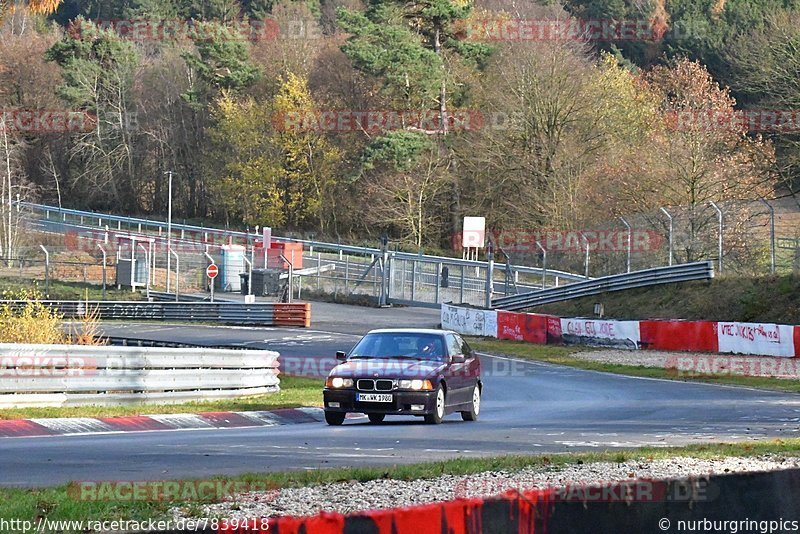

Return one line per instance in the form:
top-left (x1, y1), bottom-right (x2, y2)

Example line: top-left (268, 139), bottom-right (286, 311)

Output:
top-left (325, 411), bottom-right (345, 426)
top-left (368, 413), bottom-right (385, 424)
top-left (424, 385), bottom-right (446, 424)
top-left (461, 384), bottom-right (481, 422)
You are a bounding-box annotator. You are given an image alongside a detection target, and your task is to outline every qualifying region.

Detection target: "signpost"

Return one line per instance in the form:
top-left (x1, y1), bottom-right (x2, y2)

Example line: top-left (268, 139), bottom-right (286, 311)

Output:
top-left (206, 263), bottom-right (218, 302)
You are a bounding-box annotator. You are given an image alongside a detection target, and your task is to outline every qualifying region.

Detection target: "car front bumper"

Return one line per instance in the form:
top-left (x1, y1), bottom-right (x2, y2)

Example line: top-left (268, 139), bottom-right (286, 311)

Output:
top-left (323, 388), bottom-right (437, 415)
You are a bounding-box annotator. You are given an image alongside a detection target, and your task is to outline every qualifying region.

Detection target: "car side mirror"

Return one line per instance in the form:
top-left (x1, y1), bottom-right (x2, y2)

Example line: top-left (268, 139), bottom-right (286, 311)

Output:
top-left (335, 351), bottom-right (347, 362)
top-left (451, 354), bottom-right (466, 363)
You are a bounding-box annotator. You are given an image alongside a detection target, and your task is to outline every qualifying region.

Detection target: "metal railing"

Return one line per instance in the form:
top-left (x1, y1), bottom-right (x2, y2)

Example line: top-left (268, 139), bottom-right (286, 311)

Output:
top-left (0, 343), bottom-right (279, 408)
top-left (491, 261), bottom-right (715, 311)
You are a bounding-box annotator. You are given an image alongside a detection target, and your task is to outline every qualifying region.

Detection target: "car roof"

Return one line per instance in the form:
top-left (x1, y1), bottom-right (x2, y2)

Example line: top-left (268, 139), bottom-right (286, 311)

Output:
top-left (365, 328), bottom-right (452, 336)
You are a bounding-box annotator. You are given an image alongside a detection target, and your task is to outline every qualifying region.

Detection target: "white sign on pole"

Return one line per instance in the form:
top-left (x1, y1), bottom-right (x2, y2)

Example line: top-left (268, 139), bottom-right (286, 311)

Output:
top-left (263, 227), bottom-right (272, 248)
top-left (462, 216), bottom-right (486, 248)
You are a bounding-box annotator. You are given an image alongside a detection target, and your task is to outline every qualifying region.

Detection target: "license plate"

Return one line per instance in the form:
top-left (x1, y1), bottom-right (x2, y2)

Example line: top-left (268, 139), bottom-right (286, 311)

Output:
top-left (357, 393), bottom-right (392, 403)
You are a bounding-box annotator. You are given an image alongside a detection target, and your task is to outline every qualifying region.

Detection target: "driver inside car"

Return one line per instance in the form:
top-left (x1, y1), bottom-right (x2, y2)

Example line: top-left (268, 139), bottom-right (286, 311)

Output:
top-left (416, 338), bottom-right (442, 359)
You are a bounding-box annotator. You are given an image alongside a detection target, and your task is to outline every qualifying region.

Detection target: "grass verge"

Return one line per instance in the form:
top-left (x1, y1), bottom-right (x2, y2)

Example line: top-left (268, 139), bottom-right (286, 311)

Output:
top-left (0, 278), bottom-right (141, 301)
top-left (2, 439), bottom-right (800, 531)
top-left (470, 338), bottom-right (800, 394)
top-left (0, 376), bottom-right (323, 420)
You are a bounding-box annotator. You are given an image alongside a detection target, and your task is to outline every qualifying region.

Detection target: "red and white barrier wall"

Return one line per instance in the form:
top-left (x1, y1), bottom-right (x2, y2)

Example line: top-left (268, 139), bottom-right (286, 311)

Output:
top-left (441, 304), bottom-right (800, 358)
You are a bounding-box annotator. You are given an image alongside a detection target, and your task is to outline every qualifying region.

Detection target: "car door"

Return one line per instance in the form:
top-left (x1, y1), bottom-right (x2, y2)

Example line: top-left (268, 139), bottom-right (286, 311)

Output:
top-left (444, 333), bottom-right (469, 406)
top-left (458, 336), bottom-right (481, 391)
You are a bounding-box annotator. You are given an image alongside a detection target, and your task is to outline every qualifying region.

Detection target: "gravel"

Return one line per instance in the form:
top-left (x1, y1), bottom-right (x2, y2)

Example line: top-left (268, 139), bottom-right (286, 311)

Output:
top-left (172, 455), bottom-right (800, 519)
top-left (569, 349), bottom-right (800, 379)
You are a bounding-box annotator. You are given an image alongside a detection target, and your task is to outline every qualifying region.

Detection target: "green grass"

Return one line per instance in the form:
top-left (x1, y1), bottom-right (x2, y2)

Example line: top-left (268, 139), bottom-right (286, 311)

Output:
top-left (2, 439), bottom-right (800, 532)
top-left (0, 278), bottom-right (140, 301)
top-left (0, 376), bottom-right (323, 420)
top-left (471, 338), bottom-right (800, 394)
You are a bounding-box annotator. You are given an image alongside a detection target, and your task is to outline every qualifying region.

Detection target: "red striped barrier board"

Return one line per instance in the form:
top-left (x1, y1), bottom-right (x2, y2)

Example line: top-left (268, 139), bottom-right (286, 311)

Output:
top-left (560, 318), bottom-right (641, 349)
top-left (442, 304), bottom-right (800, 358)
top-left (640, 320), bottom-right (719, 353)
top-left (497, 311), bottom-right (547, 344)
top-left (717, 322), bottom-right (796, 358)
top-left (441, 304), bottom-right (497, 337)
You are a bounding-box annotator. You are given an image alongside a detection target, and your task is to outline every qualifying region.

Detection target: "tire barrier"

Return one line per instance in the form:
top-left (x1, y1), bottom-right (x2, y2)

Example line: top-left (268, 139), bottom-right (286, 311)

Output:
top-left (137, 468), bottom-right (800, 533)
top-left (442, 303), bottom-right (800, 357)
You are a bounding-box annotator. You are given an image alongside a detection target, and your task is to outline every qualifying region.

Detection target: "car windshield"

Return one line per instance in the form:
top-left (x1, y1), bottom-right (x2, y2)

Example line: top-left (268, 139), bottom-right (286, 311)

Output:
top-left (349, 333), bottom-right (446, 361)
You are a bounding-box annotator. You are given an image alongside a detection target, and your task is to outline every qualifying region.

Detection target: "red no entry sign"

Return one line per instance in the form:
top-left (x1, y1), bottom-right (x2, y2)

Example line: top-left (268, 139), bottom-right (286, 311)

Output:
top-left (206, 264), bottom-right (219, 279)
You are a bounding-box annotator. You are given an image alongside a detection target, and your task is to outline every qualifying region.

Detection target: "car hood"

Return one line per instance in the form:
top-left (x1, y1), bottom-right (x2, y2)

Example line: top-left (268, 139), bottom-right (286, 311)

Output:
top-left (330, 358), bottom-right (445, 379)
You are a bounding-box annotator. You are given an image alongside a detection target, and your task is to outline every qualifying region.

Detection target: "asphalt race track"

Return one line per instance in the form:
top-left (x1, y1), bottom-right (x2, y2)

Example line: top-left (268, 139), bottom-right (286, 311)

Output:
top-left (2, 302), bottom-right (799, 487)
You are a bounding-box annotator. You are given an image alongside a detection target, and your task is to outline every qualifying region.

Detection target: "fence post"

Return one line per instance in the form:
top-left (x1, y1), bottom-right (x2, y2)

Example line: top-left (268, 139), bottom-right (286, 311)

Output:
top-left (138, 243), bottom-right (151, 300)
top-left (169, 247), bottom-right (180, 301)
top-left (709, 201), bottom-right (723, 274)
top-left (97, 244), bottom-right (107, 300)
top-left (660, 207), bottom-right (673, 266)
top-left (39, 245), bottom-right (49, 296)
top-left (535, 241), bottom-right (546, 289)
top-left (620, 217), bottom-right (632, 273)
top-left (761, 198), bottom-right (776, 274)
top-left (204, 251), bottom-right (215, 302)
top-left (484, 242), bottom-right (494, 308)
top-left (581, 234), bottom-right (590, 278)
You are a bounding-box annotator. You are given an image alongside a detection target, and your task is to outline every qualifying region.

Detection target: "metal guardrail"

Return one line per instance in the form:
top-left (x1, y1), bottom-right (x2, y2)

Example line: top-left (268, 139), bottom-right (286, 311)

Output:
top-left (0, 300), bottom-right (311, 327)
top-left (0, 343), bottom-right (279, 408)
top-left (491, 261), bottom-right (714, 311)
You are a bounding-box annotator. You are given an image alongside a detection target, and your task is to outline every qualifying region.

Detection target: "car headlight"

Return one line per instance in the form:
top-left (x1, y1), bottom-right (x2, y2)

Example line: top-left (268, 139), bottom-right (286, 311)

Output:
top-left (325, 377), bottom-right (353, 388)
top-left (398, 379), bottom-right (433, 390)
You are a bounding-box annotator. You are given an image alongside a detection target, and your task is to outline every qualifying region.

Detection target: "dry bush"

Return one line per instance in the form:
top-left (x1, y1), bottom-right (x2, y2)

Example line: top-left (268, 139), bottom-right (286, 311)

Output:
top-left (0, 289), bottom-right (64, 344)
top-left (66, 304), bottom-right (106, 346)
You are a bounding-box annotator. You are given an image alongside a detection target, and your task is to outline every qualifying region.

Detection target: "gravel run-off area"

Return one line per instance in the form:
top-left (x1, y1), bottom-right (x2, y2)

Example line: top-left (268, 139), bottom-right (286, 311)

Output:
top-left (173, 455), bottom-right (800, 520)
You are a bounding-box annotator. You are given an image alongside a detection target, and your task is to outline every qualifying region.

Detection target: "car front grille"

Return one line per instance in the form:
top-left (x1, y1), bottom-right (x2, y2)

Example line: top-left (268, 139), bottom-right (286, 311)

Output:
top-left (357, 379), bottom-right (394, 391)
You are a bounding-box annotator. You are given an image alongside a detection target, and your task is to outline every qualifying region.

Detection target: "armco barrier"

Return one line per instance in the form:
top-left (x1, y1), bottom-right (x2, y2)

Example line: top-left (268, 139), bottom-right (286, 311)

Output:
top-left (140, 468), bottom-right (800, 533)
top-left (0, 300), bottom-right (311, 327)
top-left (442, 303), bottom-right (800, 358)
top-left (0, 343), bottom-right (279, 407)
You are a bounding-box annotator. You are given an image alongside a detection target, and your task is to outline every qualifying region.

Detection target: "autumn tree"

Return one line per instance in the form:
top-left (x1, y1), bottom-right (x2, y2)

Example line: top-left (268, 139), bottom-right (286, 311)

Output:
top-left (209, 73), bottom-right (339, 230)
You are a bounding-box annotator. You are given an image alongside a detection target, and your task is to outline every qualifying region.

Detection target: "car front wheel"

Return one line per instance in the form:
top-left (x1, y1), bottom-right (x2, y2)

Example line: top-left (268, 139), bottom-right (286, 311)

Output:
top-left (424, 385), bottom-right (446, 424)
top-left (461, 384), bottom-right (481, 422)
top-left (325, 411), bottom-right (346, 426)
